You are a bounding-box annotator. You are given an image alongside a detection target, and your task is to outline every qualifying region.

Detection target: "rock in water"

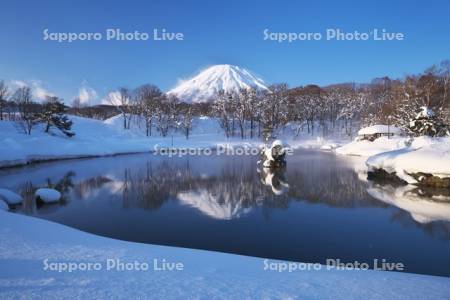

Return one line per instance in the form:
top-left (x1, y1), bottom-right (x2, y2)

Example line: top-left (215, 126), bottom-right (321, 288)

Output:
top-left (260, 140), bottom-right (287, 168)
top-left (35, 188), bottom-right (61, 203)
top-left (0, 188), bottom-right (23, 205)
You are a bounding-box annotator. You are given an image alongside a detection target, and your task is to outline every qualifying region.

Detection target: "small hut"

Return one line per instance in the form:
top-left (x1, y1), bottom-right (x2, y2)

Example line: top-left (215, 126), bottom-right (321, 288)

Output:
top-left (357, 125), bottom-right (402, 142)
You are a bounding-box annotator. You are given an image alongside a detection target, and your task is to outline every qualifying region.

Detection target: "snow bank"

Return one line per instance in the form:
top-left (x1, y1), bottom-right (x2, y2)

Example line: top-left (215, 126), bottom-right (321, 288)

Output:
top-left (0, 115), bottom-right (357, 168)
top-left (366, 136), bottom-right (450, 183)
top-left (336, 137), bottom-right (407, 157)
top-left (0, 115), bottom-right (259, 169)
top-left (0, 199), bottom-right (9, 211)
top-left (35, 188), bottom-right (61, 203)
top-left (0, 188), bottom-right (23, 204)
top-left (1, 210), bottom-right (450, 299)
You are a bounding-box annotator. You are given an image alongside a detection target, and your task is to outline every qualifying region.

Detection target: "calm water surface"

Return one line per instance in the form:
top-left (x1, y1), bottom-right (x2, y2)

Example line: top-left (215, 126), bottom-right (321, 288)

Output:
top-left (1, 150), bottom-right (449, 276)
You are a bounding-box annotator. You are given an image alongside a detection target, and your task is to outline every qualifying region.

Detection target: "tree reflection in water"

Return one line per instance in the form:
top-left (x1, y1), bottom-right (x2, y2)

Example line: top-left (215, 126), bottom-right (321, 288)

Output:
top-left (10, 152), bottom-right (450, 238)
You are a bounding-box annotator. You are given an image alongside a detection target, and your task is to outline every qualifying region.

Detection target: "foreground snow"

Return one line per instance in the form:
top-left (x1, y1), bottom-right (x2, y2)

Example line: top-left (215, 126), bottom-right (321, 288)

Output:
top-left (366, 136), bottom-right (450, 183)
top-left (1, 211), bottom-right (450, 299)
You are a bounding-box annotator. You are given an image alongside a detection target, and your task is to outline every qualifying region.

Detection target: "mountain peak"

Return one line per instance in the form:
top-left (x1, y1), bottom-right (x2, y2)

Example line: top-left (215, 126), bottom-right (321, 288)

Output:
top-left (168, 64), bottom-right (268, 103)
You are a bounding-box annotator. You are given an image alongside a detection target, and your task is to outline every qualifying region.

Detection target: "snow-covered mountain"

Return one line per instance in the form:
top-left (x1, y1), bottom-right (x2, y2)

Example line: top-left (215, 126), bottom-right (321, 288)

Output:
top-left (167, 64), bottom-right (268, 103)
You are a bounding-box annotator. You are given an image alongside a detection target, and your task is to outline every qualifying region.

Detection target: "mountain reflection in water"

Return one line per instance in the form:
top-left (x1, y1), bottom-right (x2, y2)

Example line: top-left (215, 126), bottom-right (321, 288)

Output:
top-left (1, 150), bottom-right (449, 276)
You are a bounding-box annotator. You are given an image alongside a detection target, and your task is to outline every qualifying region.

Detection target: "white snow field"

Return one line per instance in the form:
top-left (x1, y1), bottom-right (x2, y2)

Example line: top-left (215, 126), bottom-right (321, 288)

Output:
top-left (0, 115), bottom-right (260, 168)
top-left (167, 64), bottom-right (268, 103)
top-left (366, 136), bottom-right (450, 183)
top-left (1, 210), bottom-right (450, 299)
top-left (335, 136), bottom-right (408, 157)
top-left (0, 115), bottom-right (348, 169)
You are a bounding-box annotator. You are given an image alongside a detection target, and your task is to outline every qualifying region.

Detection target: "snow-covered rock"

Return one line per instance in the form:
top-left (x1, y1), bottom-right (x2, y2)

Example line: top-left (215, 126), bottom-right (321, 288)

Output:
top-left (35, 188), bottom-right (61, 203)
top-left (0, 199), bottom-right (9, 211)
top-left (261, 140), bottom-right (287, 168)
top-left (0, 188), bottom-right (23, 205)
top-left (167, 64), bottom-right (268, 103)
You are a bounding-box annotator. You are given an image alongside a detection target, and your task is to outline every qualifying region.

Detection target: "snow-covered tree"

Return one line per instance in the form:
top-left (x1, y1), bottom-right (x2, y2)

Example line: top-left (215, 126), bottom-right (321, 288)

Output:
top-left (213, 90), bottom-right (233, 138)
top-left (178, 105), bottom-right (194, 139)
top-left (248, 88), bottom-right (259, 138)
top-left (40, 96), bottom-right (74, 137)
top-left (406, 106), bottom-right (449, 137)
top-left (235, 88), bottom-right (249, 139)
top-left (260, 83), bottom-right (289, 140)
top-left (135, 84), bottom-right (162, 136)
top-left (339, 89), bottom-right (366, 136)
top-left (156, 94), bottom-right (179, 137)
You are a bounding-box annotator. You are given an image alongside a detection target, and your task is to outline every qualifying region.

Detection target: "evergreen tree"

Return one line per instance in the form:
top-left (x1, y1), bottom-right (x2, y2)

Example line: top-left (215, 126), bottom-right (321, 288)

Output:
top-left (406, 106), bottom-right (449, 137)
top-left (41, 96), bottom-right (75, 137)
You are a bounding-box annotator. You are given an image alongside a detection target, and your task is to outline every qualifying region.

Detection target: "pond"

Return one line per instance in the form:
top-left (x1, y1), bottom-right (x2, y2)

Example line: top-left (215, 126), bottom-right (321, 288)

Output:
top-left (2, 150), bottom-right (450, 277)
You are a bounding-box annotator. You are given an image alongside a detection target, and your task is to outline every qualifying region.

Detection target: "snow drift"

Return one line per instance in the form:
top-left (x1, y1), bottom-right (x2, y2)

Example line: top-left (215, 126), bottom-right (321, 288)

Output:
top-left (366, 136), bottom-right (450, 183)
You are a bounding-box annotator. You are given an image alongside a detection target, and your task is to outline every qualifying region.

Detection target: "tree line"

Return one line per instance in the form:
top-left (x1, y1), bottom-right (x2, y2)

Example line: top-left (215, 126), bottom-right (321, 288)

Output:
top-left (0, 83), bottom-right (73, 136)
top-left (211, 60), bottom-right (450, 139)
top-left (1, 60), bottom-right (449, 139)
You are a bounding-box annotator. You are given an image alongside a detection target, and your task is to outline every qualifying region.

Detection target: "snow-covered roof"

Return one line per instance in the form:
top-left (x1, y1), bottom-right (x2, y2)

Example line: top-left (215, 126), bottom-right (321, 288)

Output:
top-left (358, 125), bottom-right (402, 135)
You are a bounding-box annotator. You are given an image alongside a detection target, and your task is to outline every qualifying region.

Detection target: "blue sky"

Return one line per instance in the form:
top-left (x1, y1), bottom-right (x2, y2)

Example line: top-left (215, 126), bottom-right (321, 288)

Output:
top-left (1, 0), bottom-right (450, 104)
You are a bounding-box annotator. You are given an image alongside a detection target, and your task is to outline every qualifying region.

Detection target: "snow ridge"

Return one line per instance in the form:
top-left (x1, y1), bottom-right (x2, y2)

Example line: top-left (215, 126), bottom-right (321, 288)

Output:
top-left (168, 64), bottom-right (268, 103)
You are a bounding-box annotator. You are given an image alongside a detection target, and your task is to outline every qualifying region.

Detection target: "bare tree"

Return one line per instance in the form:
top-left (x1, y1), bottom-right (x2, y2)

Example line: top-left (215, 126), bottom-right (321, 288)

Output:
top-left (156, 94), bottom-right (179, 137)
top-left (135, 84), bottom-right (162, 136)
top-left (0, 80), bottom-right (8, 121)
top-left (260, 83), bottom-right (289, 140)
top-left (13, 86), bottom-right (38, 135)
top-left (107, 87), bottom-right (134, 129)
top-left (179, 105), bottom-right (194, 139)
top-left (213, 90), bottom-right (232, 138)
top-left (235, 88), bottom-right (248, 139)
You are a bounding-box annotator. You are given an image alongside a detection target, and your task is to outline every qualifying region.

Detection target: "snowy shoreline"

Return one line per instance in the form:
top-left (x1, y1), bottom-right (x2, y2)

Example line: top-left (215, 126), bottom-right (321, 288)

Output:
top-left (1, 210), bottom-right (450, 299)
top-left (0, 115), bottom-right (344, 170)
top-left (335, 134), bottom-right (450, 187)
